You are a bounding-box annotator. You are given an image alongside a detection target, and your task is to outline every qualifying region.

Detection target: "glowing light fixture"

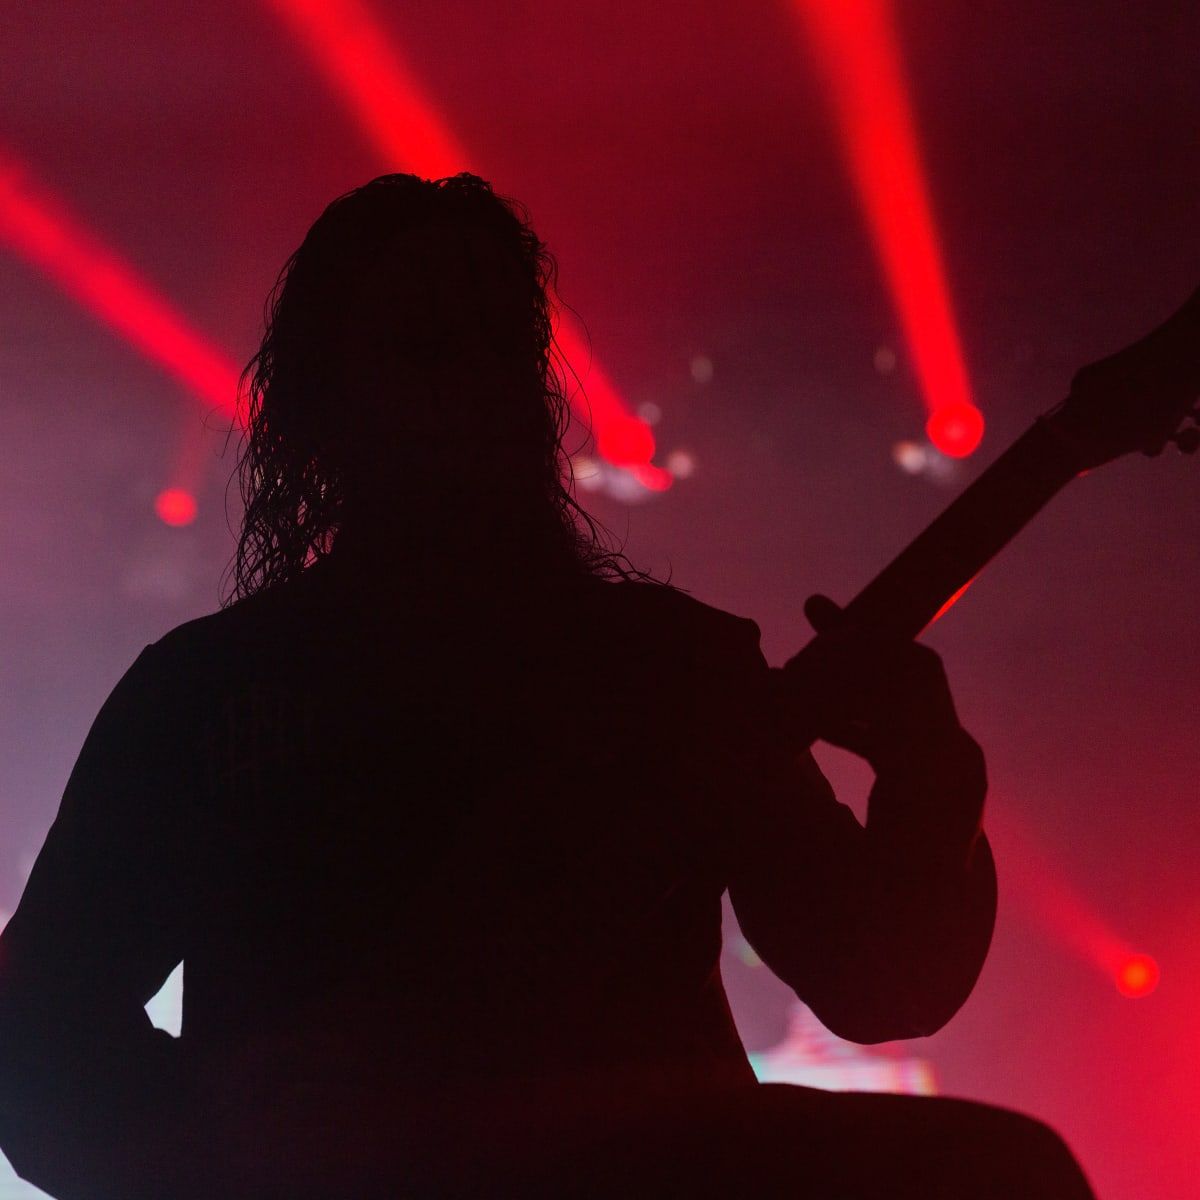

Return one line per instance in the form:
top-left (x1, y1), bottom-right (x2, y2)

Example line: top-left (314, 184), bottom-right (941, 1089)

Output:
top-left (1116, 953), bottom-right (1159, 999)
top-left (926, 403), bottom-right (985, 460)
top-left (793, 0), bottom-right (983, 457)
top-left (154, 487), bottom-right (199, 527)
top-left (266, 0), bottom-right (667, 488)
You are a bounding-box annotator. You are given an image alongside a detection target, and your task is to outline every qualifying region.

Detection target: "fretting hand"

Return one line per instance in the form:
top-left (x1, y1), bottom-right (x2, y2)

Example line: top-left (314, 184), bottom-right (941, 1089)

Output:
top-left (782, 594), bottom-right (987, 850)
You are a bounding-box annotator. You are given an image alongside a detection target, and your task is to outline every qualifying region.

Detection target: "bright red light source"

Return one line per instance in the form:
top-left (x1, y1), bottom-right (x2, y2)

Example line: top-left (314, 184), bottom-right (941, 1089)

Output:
top-left (155, 488), bottom-right (198, 527)
top-left (553, 321), bottom-right (662, 475)
top-left (926, 403), bottom-right (985, 458)
top-left (1116, 954), bottom-right (1159, 998)
top-left (594, 414), bottom-right (657, 468)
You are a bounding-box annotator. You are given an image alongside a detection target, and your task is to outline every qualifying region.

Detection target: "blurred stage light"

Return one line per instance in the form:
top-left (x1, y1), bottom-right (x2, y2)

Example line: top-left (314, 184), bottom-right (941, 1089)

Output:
top-left (664, 448), bottom-right (696, 479)
top-left (891, 439), bottom-right (962, 488)
top-left (568, 455), bottom-right (675, 500)
top-left (891, 439), bottom-right (927, 474)
top-left (750, 1004), bottom-right (936, 1095)
top-left (626, 463), bottom-right (673, 491)
top-left (154, 487), bottom-right (199, 527)
top-left (572, 455), bottom-right (603, 491)
top-left (266, 0), bottom-right (666, 487)
top-left (1116, 954), bottom-right (1159, 999)
top-left (793, 0), bottom-right (983, 455)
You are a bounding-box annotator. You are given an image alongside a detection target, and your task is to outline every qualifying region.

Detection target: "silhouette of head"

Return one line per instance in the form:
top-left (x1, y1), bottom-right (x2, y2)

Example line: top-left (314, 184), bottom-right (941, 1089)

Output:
top-left (229, 173), bottom-right (620, 600)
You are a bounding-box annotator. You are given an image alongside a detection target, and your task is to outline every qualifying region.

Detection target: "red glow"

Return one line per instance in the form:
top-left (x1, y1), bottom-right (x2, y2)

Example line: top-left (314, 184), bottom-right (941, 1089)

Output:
top-left (627, 462), bottom-right (674, 493)
top-left (267, 0), bottom-right (663, 480)
top-left (553, 322), bottom-right (657, 468)
top-left (0, 151), bottom-right (241, 419)
top-left (1116, 954), bottom-right (1159, 999)
top-left (794, 1), bottom-right (981, 452)
top-left (988, 811), bottom-right (1148, 990)
top-left (925, 574), bottom-right (976, 628)
top-left (154, 488), bottom-right (198, 527)
top-left (926, 403), bottom-right (985, 458)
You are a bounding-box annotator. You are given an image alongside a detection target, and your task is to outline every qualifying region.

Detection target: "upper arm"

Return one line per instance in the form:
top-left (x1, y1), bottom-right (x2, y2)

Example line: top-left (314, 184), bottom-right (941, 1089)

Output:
top-left (725, 735), bottom-right (878, 1024)
top-left (696, 613), bottom-right (874, 993)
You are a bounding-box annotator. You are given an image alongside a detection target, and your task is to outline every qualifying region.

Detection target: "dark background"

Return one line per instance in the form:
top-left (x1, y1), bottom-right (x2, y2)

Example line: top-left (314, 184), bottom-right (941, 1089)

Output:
top-left (1, 4), bottom-right (1196, 1197)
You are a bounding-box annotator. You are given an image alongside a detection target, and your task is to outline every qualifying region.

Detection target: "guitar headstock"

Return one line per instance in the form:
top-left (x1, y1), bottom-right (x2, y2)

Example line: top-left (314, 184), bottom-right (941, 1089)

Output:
top-left (1046, 287), bottom-right (1200, 472)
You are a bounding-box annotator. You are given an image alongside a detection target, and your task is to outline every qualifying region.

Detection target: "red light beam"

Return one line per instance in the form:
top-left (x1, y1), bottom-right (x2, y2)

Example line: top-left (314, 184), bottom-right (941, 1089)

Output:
top-left (792, 0), bottom-right (983, 457)
top-left (266, 0), bottom-right (667, 488)
top-left (0, 151), bottom-right (241, 422)
top-left (262, 0), bottom-right (468, 178)
top-left (988, 809), bottom-right (1159, 997)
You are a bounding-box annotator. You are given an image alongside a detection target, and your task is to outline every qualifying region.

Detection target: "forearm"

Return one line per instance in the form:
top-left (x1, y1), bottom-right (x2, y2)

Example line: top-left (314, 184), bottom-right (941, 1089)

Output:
top-left (849, 728), bottom-right (995, 1030)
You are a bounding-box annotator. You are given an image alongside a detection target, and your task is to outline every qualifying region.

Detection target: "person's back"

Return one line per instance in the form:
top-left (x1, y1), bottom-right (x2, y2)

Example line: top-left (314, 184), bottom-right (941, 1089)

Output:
top-left (164, 551), bottom-right (770, 1186)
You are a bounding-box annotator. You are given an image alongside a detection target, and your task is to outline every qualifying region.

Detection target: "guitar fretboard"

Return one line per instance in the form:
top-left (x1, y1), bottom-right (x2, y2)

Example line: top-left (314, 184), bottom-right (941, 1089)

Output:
top-left (843, 418), bottom-right (1082, 639)
top-left (776, 416), bottom-right (1082, 751)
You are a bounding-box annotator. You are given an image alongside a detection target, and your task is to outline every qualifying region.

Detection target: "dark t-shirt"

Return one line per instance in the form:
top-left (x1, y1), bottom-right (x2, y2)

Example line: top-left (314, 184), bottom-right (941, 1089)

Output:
top-left (0, 556), bottom-right (995, 1198)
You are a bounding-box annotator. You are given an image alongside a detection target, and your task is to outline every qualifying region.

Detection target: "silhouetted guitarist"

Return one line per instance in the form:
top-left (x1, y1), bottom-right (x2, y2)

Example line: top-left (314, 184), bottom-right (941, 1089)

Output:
top-left (0, 173), bottom-right (1144, 1198)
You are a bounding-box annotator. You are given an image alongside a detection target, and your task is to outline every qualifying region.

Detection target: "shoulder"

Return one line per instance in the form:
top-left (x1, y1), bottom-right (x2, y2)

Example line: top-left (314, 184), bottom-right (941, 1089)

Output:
top-left (109, 590), bottom-right (290, 733)
top-left (145, 577), bottom-right (297, 669)
top-left (587, 577), bottom-right (765, 670)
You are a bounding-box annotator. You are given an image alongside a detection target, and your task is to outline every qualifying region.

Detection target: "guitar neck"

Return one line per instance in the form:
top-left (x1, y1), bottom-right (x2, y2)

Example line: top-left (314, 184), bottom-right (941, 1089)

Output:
top-left (841, 418), bottom-right (1081, 640)
top-left (776, 417), bottom-right (1082, 752)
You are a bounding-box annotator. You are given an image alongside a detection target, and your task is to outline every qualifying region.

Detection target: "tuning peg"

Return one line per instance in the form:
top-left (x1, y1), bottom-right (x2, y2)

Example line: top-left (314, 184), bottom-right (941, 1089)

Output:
top-left (1173, 427), bottom-right (1200, 455)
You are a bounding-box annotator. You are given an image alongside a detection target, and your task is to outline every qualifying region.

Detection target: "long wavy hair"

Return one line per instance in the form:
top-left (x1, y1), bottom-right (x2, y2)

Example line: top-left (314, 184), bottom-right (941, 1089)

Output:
top-left (223, 173), bottom-right (655, 605)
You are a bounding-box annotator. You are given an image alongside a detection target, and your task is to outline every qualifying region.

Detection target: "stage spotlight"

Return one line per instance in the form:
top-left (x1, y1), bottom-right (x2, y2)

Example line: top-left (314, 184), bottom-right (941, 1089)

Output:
top-left (1116, 954), bottom-right (1159, 999)
top-left (664, 449), bottom-right (696, 479)
top-left (926, 402), bottom-right (985, 458)
top-left (154, 488), bottom-right (198, 527)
